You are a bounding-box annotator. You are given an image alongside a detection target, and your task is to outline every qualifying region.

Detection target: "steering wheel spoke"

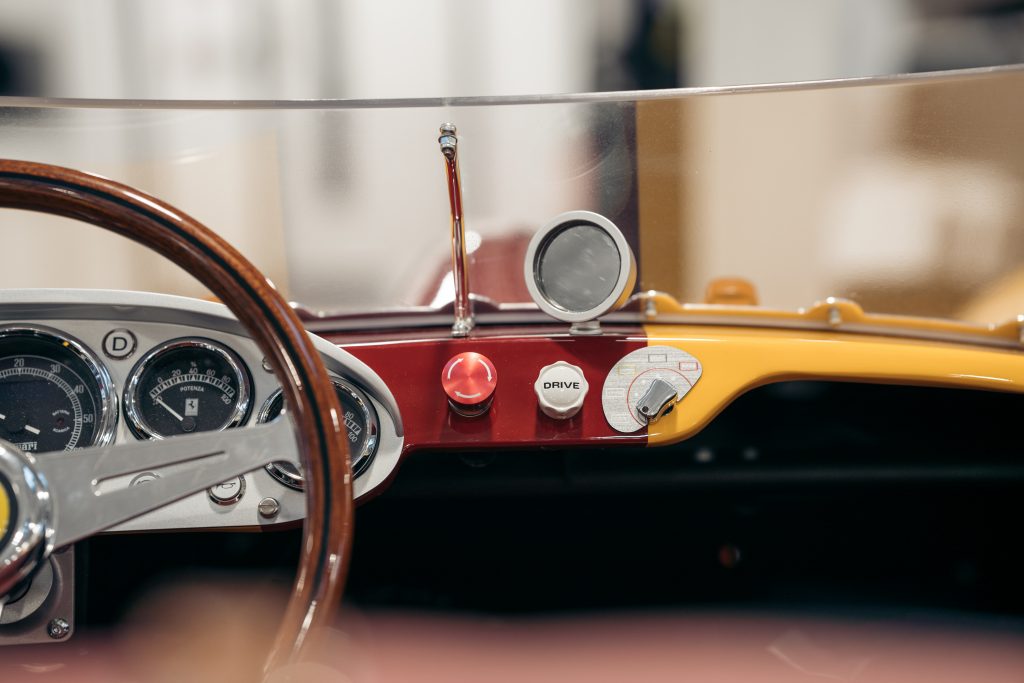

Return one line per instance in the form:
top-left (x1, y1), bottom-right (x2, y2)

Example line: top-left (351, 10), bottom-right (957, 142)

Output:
top-left (33, 419), bottom-right (295, 548)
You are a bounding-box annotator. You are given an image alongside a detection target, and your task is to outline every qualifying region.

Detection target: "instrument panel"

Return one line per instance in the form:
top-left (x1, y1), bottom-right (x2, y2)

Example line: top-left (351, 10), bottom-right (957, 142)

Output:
top-left (7, 283), bottom-right (1024, 537)
top-left (0, 290), bottom-right (404, 533)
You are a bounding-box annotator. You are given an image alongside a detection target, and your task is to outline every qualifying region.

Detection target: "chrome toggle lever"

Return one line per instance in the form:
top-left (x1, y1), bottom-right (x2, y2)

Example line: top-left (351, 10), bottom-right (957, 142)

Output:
top-left (438, 123), bottom-right (474, 337)
top-left (635, 379), bottom-right (679, 424)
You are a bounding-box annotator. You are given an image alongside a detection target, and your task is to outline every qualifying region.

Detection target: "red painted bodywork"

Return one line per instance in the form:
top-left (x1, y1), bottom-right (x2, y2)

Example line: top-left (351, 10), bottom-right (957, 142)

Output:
top-left (327, 326), bottom-right (648, 454)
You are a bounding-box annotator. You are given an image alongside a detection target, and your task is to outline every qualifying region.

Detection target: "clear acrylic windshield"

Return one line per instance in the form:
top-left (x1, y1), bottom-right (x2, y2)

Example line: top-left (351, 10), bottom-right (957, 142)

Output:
top-left (2, 64), bottom-right (1023, 325)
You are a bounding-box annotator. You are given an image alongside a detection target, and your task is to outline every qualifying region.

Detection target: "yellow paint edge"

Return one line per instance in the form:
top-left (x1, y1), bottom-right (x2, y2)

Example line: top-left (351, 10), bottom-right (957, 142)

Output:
top-left (644, 324), bottom-right (1024, 447)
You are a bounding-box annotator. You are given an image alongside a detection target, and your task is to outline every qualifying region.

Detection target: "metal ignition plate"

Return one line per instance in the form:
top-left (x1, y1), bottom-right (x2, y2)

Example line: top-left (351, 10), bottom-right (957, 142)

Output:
top-left (601, 345), bottom-right (703, 433)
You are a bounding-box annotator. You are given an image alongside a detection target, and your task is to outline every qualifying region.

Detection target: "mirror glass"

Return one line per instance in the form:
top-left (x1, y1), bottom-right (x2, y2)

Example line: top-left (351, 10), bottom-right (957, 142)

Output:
top-left (537, 222), bottom-right (621, 313)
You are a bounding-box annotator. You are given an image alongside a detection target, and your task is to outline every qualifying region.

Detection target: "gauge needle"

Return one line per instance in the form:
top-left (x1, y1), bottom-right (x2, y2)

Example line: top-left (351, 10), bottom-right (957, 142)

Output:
top-left (155, 398), bottom-right (185, 422)
top-left (0, 412), bottom-right (40, 434)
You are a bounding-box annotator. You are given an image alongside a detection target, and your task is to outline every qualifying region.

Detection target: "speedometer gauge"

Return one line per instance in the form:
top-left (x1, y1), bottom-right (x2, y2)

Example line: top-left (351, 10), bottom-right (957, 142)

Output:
top-left (125, 338), bottom-right (252, 439)
top-left (0, 326), bottom-right (117, 452)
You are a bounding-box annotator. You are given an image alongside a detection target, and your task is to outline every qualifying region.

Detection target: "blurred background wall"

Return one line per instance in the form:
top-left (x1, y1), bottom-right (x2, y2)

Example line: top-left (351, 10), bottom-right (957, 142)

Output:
top-left (0, 0), bottom-right (1022, 322)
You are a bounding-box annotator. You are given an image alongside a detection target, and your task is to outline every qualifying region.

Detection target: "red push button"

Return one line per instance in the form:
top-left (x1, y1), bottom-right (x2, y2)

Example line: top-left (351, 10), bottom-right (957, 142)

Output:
top-left (442, 352), bottom-right (497, 417)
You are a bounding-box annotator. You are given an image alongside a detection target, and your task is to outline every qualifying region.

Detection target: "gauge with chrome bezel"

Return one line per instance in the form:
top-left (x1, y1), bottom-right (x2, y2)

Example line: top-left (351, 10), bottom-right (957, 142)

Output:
top-left (125, 338), bottom-right (252, 440)
top-left (257, 377), bottom-right (379, 488)
top-left (0, 325), bottom-right (117, 452)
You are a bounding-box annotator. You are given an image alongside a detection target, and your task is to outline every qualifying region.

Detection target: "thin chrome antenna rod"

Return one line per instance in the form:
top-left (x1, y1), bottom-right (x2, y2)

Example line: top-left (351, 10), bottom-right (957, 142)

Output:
top-left (439, 123), bottom-right (474, 337)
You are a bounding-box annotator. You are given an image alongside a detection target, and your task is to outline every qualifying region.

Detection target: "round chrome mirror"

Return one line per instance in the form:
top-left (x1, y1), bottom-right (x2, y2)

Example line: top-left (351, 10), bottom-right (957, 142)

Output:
top-left (524, 210), bottom-right (636, 330)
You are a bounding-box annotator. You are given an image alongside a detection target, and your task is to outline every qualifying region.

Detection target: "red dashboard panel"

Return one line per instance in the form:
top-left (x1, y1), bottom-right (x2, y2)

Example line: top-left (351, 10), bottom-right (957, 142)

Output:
top-left (330, 327), bottom-right (647, 454)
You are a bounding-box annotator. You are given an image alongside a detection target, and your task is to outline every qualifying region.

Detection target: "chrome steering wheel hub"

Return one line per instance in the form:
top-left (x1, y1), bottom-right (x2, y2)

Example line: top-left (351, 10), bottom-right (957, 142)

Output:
top-left (0, 439), bottom-right (51, 599)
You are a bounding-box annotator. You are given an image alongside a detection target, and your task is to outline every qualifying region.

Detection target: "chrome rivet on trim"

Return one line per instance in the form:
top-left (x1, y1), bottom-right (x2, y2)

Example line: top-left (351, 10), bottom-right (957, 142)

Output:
top-left (644, 292), bottom-right (658, 318)
top-left (262, 357), bottom-right (274, 373)
top-left (828, 306), bottom-right (842, 326)
top-left (47, 617), bottom-right (70, 640)
top-left (258, 497), bottom-right (280, 519)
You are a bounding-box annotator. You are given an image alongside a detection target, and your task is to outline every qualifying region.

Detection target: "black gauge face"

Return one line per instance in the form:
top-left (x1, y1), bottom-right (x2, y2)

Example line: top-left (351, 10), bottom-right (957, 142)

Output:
top-left (126, 339), bottom-right (252, 439)
top-left (259, 379), bottom-right (378, 488)
top-left (0, 329), bottom-right (113, 452)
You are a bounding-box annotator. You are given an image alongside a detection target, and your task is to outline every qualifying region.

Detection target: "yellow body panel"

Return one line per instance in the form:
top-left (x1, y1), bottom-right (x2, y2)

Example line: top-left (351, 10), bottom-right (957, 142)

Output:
top-left (644, 324), bottom-right (1024, 446)
top-left (641, 292), bottom-right (1024, 349)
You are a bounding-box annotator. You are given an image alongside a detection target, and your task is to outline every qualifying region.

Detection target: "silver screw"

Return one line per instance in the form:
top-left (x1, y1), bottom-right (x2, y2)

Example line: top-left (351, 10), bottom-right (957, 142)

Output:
top-left (261, 357), bottom-right (274, 373)
top-left (258, 497), bottom-right (280, 519)
top-left (47, 618), bottom-right (71, 640)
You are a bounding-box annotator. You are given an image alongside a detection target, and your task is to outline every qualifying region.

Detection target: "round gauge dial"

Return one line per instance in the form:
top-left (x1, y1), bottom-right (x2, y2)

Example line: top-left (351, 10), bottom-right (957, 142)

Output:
top-left (125, 338), bottom-right (252, 439)
top-left (258, 378), bottom-right (378, 488)
top-left (0, 326), bottom-right (117, 453)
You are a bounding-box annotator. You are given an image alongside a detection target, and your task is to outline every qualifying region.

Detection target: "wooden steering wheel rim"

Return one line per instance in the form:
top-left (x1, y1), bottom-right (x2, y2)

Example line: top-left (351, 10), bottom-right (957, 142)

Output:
top-left (0, 159), bottom-right (353, 671)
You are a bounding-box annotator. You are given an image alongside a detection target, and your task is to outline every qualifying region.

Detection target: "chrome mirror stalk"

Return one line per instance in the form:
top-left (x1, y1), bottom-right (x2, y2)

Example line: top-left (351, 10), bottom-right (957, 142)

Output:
top-left (438, 123), bottom-right (474, 337)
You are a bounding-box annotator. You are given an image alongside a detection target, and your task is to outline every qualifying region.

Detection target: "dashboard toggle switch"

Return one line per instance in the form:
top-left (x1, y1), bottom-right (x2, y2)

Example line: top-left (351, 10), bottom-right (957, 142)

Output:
top-left (442, 352), bottom-right (497, 417)
top-left (534, 361), bottom-right (589, 419)
top-left (601, 345), bottom-right (702, 433)
top-left (635, 378), bottom-right (680, 424)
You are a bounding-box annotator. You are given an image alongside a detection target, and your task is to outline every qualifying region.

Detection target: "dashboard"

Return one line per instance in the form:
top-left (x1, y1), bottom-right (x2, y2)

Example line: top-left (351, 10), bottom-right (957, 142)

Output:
top-left (0, 289), bottom-right (403, 533)
top-left (5, 285), bottom-right (1024, 650)
top-left (7, 284), bottom-right (1024, 540)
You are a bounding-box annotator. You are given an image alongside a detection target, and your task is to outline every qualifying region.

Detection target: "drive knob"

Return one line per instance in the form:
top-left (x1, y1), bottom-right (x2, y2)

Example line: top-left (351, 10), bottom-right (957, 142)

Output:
top-left (534, 361), bottom-right (588, 419)
top-left (442, 352), bottom-right (497, 417)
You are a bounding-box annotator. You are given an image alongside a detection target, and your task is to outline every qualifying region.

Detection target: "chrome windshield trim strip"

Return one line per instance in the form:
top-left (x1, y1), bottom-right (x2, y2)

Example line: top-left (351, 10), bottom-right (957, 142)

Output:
top-left (0, 64), bottom-right (1020, 110)
top-left (302, 309), bottom-right (1024, 351)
